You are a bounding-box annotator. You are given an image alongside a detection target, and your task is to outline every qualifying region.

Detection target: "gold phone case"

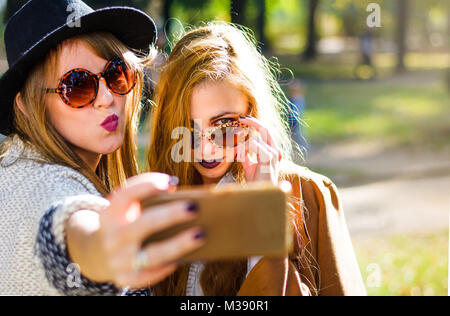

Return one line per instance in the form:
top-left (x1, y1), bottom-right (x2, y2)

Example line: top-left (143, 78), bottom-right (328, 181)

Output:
top-left (141, 182), bottom-right (293, 262)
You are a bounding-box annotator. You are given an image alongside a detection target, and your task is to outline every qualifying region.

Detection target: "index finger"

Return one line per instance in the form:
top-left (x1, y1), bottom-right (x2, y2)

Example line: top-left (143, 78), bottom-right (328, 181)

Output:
top-left (239, 116), bottom-right (276, 148)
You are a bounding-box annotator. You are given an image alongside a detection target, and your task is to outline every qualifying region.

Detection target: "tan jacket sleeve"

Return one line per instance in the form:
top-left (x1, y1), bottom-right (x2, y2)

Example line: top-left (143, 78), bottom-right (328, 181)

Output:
top-left (237, 164), bottom-right (366, 296)
top-left (299, 168), bottom-right (367, 296)
top-left (237, 257), bottom-right (311, 296)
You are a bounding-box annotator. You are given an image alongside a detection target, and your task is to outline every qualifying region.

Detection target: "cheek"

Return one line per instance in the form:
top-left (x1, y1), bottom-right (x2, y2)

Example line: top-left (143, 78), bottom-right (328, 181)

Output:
top-left (45, 94), bottom-right (128, 154)
top-left (46, 98), bottom-right (95, 145)
top-left (49, 107), bottom-right (93, 141)
top-left (46, 100), bottom-right (76, 133)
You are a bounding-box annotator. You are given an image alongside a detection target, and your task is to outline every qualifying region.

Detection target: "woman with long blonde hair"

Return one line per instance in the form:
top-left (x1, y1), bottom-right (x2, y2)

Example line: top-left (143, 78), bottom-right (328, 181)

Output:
top-left (0, 0), bottom-right (205, 295)
top-left (148, 22), bottom-right (366, 296)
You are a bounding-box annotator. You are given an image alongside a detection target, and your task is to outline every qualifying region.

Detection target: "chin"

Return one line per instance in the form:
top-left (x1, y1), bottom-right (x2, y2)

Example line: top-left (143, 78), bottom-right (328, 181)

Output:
top-left (97, 136), bottom-right (124, 154)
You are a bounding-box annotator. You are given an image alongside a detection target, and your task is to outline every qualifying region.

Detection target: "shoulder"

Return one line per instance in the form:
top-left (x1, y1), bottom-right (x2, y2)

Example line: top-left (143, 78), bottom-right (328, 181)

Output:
top-left (0, 155), bottom-right (101, 221)
top-left (281, 160), bottom-right (334, 186)
top-left (3, 157), bottom-right (98, 195)
top-left (281, 160), bottom-right (341, 213)
top-left (281, 162), bottom-right (366, 296)
top-left (41, 163), bottom-right (99, 194)
top-left (1, 136), bottom-right (99, 197)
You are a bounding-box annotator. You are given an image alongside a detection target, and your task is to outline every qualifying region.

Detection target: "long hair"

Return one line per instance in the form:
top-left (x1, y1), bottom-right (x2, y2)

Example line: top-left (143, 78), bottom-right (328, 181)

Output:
top-left (0, 32), bottom-right (156, 195)
top-left (148, 23), bottom-right (306, 296)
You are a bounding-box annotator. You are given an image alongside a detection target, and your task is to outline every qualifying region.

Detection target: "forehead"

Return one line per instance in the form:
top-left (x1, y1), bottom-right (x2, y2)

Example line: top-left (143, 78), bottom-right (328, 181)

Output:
top-left (55, 39), bottom-right (107, 76)
top-left (190, 81), bottom-right (248, 120)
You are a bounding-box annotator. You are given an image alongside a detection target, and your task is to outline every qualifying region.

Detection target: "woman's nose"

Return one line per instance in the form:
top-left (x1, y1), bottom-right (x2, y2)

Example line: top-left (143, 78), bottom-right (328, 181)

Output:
top-left (93, 77), bottom-right (114, 109)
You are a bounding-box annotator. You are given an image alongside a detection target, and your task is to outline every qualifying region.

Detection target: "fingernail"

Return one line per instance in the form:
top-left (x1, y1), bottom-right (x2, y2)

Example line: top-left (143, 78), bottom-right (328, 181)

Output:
top-left (194, 230), bottom-right (205, 240)
top-left (169, 176), bottom-right (179, 187)
top-left (187, 203), bottom-right (198, 213)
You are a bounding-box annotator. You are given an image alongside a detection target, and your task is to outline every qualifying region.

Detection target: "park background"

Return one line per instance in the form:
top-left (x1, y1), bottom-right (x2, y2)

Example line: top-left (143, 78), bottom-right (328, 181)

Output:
top-left (1, 0), bottom-right (448, 296)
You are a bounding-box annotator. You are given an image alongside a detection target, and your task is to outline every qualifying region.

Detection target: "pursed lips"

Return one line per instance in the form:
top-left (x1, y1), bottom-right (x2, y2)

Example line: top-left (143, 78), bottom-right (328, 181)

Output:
top-left (100, 114), bottom-right (119, 132)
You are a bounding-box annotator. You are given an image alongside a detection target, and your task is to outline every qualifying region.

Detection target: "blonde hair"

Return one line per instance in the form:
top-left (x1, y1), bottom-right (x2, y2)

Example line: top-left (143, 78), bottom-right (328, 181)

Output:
top-left (0, 32), bottom-right (156, 195)
top-left (148, 22), bottom-right (304, 296)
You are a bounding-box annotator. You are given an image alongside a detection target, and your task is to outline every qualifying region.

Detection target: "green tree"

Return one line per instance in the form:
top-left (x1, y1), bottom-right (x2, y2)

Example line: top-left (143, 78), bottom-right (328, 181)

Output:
top-left (172, 0), bottom-right (209, 24)
top-left (255, 0), bottom-right (268, 51)
top-left (230, 0), bottom-right (247, 26)
top-left (230, 0), bottom-right (268, 50)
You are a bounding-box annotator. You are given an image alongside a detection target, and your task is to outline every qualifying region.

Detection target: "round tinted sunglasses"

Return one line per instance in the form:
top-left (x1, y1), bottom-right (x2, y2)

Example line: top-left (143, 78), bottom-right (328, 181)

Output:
top-left (46, 57), bottom-right (137, 108)
top-left (191, 121), bottom-right (251, 149)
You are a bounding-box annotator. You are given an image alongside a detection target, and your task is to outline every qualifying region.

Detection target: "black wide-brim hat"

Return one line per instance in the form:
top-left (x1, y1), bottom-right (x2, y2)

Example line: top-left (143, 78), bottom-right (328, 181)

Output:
top-left (0, 0), bottom-right (157, 136)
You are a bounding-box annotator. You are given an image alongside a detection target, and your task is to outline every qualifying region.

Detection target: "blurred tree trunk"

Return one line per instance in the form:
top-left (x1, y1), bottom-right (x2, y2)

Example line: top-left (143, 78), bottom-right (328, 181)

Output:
top-left (303, 0), bottom-right (319, 61)
top-left (163, 0), bottom-right (174, 35)
top-left (4, 0), bottom-right (28, 23)
top-left (230, 0), bottom-right (247, 26)
top-left (396, 0), bottom-right (409, 73)
top-left (447, 0), bottom-right (450, 92)
top-left (256, 0), bottom-right (269, 51)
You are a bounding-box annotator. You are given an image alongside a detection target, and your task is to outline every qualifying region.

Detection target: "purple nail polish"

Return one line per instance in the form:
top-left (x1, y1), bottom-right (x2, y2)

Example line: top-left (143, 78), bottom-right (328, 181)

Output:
top-left (187, 203), bottom-right (198, 212)
top-left (194, 230), bottom-right (205, 240)
top-left (169, 176), bottom-right (179, 187)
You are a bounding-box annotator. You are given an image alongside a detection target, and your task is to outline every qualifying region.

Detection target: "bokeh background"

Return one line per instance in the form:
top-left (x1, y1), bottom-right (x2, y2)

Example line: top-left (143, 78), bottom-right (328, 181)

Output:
top-left (1, 0), bottom-right (448, 296)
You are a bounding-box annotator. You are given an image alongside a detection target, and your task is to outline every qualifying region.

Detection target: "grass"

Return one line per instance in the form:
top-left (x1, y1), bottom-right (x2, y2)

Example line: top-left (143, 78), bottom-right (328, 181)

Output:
top-left (301, 79), bottom-right (450, 148)
top-left (354, 231), bottom-right (448, 296)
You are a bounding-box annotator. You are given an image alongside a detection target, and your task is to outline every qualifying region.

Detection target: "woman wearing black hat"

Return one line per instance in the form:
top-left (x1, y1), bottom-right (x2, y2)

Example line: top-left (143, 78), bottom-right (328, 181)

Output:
top-left (0, 0), bottom-right (204, 295)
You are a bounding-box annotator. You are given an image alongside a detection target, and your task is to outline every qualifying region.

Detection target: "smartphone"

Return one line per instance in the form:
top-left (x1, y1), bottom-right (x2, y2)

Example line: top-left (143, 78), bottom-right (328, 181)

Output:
top-left (141, 182), bottom-right (293, 262)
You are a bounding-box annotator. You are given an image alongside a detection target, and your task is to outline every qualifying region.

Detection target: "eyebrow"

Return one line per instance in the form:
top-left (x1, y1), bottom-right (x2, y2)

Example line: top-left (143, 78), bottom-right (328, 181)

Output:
top-left (209, 112), bottom-right (240, 122)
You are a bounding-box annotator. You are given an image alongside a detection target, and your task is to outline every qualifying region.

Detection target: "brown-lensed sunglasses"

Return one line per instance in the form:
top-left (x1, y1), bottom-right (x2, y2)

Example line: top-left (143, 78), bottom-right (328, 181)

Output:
top-left (190, 121), bottom-right (251, 149)
top-left (46, 57), bottom-right (136, 108)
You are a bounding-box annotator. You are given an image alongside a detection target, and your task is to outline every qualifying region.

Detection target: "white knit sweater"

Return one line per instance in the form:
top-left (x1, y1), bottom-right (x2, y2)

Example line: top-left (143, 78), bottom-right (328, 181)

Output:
top-left (0, 136), bottom-right (112, 295)
top-left (0, 136), bottom-right (258, 296)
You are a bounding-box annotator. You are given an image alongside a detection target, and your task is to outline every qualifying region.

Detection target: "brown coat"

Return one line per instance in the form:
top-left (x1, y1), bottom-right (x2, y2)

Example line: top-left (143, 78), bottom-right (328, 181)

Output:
top-left (237, 163), bottom-right (367, 296)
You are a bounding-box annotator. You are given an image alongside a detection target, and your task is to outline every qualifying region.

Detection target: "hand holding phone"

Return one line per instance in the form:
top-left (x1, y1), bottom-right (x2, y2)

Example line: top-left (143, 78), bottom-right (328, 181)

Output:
top-left (141, 182), bottom-right (293, 263)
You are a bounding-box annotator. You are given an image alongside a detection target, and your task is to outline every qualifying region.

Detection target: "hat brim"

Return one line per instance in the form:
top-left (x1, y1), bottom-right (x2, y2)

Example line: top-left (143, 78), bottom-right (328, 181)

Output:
top-left (0, 7), bottom-right (157, 136)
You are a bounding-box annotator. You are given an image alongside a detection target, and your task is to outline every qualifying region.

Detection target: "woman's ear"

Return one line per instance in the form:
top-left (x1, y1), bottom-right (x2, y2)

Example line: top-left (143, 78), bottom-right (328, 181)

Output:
top-left (15, 93), bottom-right (29, 118)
